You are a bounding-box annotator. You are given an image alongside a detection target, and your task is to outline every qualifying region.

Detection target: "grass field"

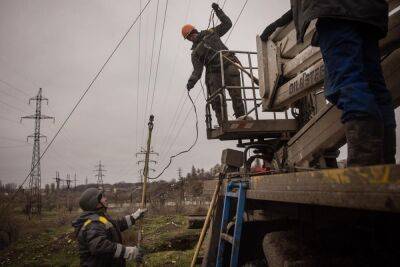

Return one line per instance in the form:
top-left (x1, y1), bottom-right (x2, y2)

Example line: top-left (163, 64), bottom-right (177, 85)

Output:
top-left (0, 209), bottom-right (201, 266)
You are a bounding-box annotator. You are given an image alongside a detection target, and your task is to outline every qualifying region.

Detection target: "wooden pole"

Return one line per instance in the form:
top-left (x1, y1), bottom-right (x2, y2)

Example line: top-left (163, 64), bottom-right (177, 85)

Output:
top-left (137, 115), bottom-right (154, 266)
top-left (190, 178), bottom-right (222, 267)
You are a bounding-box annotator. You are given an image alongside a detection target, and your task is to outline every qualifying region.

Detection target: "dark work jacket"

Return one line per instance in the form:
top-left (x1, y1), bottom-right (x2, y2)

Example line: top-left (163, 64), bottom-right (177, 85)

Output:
top-left (72, 211), bottom-right (135, 267)
top-left (290, 0), bottom-right (389, 42)
top-left (187, 8), bottom-right (237, 89)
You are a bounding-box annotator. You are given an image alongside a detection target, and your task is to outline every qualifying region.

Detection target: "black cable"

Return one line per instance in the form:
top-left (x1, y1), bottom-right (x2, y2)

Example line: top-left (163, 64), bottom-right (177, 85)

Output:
top-left (0, 0), bottom-right (153, 209)
top-left (149, 90), bottom-right (199, 180)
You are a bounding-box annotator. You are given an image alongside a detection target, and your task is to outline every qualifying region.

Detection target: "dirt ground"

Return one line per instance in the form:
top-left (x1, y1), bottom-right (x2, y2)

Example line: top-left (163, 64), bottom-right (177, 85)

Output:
top-left (0, 208), bottom-right (202, 266)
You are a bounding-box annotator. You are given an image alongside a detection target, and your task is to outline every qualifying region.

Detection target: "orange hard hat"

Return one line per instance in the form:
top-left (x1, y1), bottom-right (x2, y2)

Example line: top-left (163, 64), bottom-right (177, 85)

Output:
top-left (181, 24), bottom-right (196, 39)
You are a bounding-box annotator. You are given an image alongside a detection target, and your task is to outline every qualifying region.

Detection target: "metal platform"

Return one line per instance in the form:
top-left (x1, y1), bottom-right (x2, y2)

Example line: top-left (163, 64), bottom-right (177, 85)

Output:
top-left (204, 164), bottom-right (400, 213)
top-left (207, 119), bottom-right (297, 140)
top-left (205, 50), bottom-right (298, 142)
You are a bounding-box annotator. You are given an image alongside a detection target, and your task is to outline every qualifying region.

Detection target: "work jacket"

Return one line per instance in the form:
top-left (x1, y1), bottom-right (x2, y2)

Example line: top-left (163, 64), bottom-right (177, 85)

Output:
top-left (72, 211), bottom-right (135, 267)
top-left (187, 8), bottom-right (238, 89)
top-left (290, 0), bottom-right (389, 42)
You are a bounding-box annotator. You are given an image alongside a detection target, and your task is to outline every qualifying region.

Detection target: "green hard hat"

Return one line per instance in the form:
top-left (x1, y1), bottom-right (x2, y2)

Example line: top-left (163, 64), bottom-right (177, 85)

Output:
top-left (79, 188), bottom-right (103, 211)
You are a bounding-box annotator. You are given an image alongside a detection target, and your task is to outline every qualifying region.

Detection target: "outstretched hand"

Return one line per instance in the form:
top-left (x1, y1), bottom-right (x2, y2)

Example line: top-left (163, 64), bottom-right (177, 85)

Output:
top-left (132, 208), bottom-right (148, 220)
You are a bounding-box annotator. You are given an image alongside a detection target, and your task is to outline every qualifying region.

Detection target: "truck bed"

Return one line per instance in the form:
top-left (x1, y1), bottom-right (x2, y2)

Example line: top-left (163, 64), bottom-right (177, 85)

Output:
top-left (204, 164), bottom-right (400, 212)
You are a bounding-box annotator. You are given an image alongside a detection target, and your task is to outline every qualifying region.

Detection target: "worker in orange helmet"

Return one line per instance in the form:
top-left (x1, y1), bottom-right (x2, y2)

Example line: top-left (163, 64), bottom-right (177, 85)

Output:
top-left (182, 3), bottom-right (245, 126)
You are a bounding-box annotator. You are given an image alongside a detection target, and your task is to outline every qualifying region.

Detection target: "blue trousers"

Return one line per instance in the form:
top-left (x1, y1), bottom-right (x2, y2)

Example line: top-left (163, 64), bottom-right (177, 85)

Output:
top-left (317, 18), bottom-right (396, 128)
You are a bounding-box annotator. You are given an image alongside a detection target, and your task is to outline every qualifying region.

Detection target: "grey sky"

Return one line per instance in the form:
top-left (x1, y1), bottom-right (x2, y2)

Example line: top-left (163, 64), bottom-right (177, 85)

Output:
top-left (0, 0), bottom-right (292, 186)
top-left (1, 1), bottom-right (398, 187)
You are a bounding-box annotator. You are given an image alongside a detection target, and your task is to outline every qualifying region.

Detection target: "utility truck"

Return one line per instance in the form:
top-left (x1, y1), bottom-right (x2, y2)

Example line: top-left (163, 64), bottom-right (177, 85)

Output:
top-left (200, 1), bottom-right (400, 266)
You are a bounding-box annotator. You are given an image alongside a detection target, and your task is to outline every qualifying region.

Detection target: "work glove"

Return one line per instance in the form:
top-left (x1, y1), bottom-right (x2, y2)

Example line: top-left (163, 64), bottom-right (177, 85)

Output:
top-left (211, 3), bottom-right (220, 11)
top-left (187, 81), bottom-right (195, 91)
top-left (132, 208), bottom-right (148, 220)
top-left (124, 246), bottom-right (144, 262)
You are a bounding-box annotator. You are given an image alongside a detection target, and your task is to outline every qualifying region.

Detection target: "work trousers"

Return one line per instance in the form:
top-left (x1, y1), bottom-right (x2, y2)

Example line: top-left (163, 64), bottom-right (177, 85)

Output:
top-left (317, 18), bottom-right (396, 128)
top-left (205, 64), bottom-right (245, 125)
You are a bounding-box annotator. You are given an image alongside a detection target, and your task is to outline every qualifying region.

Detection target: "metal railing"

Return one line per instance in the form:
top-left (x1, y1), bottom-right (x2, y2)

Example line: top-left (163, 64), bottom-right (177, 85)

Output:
top-left (205, 50), bottom-right (288, 130)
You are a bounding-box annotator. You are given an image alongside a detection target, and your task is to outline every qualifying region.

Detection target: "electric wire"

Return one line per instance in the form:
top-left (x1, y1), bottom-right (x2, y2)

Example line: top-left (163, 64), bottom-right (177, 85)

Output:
top-left (158, 87), bottom-right (201, 165)
top-left (0, 98), bottom-right (30, 114)
top-left (225, 0), bottom-right (248, 43)
top-left (136, 0), bottom-right (143, 157)
top-left (0, 78), bottom-right (31, 98)
top-left (149, 0), bottom-right (169, 113)
top-left (0, 0), bottom-right (153, 208)
top-left (149, 90), bottom-right (199, 179)
top-left (142, 0), bottom-right (161, 145)
top-left (154, 0), bottom-right (192, 154)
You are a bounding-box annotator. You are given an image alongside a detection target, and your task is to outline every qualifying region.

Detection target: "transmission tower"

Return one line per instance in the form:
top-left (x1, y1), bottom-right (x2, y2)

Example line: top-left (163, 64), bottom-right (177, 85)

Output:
top-left (66, 174), bottom-right (72, 190)
top-left (94, 161), bottom-right (106, 189)
top-left (21, 88), bottom-right (54, 216)
top-left (53, 171), bottom-right (61, 190)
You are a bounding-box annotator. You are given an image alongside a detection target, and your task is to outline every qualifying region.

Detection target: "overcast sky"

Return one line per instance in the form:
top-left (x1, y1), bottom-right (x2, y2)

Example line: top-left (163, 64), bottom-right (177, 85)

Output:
top-left (0, 0), bottom-right (293, 187)
top-left (1, 0), bottom-right (399, 188)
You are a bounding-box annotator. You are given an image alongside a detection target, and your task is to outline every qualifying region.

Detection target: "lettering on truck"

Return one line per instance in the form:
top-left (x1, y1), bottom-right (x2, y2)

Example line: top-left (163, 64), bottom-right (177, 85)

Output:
top-left (289, 64), bottom-right (325, 95)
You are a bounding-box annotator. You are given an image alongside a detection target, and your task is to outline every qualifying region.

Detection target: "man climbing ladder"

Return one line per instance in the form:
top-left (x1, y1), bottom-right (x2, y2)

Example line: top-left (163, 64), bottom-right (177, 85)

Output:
top-left (183, 2), bottom-right (246, 126)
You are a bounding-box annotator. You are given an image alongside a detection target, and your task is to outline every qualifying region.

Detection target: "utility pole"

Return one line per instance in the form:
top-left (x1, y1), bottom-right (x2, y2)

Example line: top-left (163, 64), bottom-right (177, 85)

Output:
top-left (136, 115), bottom-right (156, 261)
top-left (53, 171), bottom-right (61, 191)
top-left (73, 173), bottom-right (78, 189)
top-left (94, 161), bottom-right (106, 189)
top-left (178, 168), bottom-right (185, 206)
top-left (85, 176), bottom-right (88, 185)
top-left (21, 88), bottom-right (54, 217)
top-left (66, 174), bottom-right (71, 190)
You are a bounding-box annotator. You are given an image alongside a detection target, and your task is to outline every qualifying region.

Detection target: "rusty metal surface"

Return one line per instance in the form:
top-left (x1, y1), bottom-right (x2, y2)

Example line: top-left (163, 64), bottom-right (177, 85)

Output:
top-left (203, 165), bottom-right (400, 213)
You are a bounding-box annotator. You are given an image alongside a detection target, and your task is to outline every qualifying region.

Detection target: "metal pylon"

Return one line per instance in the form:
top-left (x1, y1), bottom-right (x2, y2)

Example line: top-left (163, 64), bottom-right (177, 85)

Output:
top-left (21, 88), bottom-right (54, 217)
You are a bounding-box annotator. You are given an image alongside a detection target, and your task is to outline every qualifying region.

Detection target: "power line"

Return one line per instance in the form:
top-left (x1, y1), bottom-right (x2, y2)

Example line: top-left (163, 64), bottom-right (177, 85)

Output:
top-left (142, 0), bottom-right (161, 145)
top-left (0, 78), bottom-right (31, 97)
top-left (0, 0), bottom-right (153, 210)
top-left (0, 98), bottom-right (30, 114)
top-left (154, 0), bottom-right (192, 154)
top-left (159, 88), bottom-right (201, 165)
top-left (225, 0), bottom-right (248, 43)
top-left (149, 0), bottom-right (170, 113)
top-left (136, 0), bottom-right (143, 158)
top-left (150, 90), bottom-right (200, 179)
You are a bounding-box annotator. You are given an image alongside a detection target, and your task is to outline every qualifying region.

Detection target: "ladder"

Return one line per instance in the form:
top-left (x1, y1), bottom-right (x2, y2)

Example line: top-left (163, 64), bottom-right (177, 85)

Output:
top-left (216, 181), bottom-right (248, 267)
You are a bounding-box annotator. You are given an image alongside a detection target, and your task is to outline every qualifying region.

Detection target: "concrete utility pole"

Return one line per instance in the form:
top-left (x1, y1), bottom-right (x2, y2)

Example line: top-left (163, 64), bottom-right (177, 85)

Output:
top-left (21, 88), bottom-right (54, 216)
top-left (136, 115), bottom-right (156, 261)
top-left (94, 161), bottom-right (106, 189)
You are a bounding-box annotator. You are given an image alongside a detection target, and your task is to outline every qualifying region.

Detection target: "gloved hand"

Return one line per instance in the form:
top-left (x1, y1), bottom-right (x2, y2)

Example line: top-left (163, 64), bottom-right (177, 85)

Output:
top-left (187, 81), bottom-right (195, 91)
top-left (211, 3), bottom-right (220, 11)
top-left (124, 246), bottom-right (144, 262)
top-left (132, 208), bottom-right (148, 220)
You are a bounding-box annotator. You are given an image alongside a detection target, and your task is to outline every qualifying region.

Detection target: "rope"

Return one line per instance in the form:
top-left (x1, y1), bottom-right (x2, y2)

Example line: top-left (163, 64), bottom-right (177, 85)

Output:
top-left (149, 90), bottom-right (199, 180)
top-left (0, 0), bottom-right (153, 209)
top-left (135, 0), bottom-right (142, 157)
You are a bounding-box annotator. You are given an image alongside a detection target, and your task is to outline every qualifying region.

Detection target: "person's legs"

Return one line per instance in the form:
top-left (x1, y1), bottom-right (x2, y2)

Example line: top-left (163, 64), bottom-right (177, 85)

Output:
top-left (362, 33), bottom-right (397, 163)
top-left (206, 72), bottom-right (224, 125)
top-left (317, 18), bottom-right (384, 166)
top-left (225, 65), bottom-right (245, 118)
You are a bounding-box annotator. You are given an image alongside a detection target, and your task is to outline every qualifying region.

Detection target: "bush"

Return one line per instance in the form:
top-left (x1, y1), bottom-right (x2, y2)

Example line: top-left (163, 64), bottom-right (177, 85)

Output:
top-left (0, 207), bottom-right (20, 250)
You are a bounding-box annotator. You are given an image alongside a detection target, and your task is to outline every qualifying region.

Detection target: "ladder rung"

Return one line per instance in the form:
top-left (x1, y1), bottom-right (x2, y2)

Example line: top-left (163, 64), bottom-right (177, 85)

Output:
top-left (220, 233), bottom-right (234, 244)
top-left (226, 192), bottom-right (238, 198)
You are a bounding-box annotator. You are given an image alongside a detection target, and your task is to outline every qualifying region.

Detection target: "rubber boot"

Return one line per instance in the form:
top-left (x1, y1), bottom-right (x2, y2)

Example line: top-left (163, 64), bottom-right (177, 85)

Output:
top-left (345, 119), bottom-right (384, 167)
top-left (383, 126), bottom-right (396, 164)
